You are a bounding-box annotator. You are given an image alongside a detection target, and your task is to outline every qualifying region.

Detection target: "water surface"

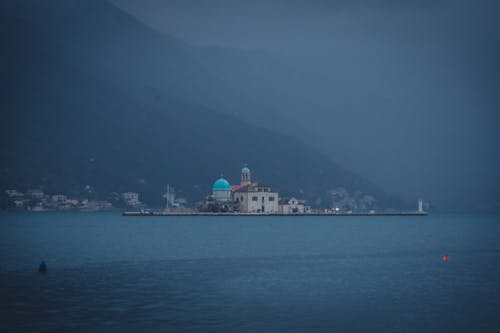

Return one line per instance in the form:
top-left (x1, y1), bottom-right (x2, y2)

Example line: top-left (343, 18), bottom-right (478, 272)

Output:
top-left (1, 212), bottom-right (499, 332)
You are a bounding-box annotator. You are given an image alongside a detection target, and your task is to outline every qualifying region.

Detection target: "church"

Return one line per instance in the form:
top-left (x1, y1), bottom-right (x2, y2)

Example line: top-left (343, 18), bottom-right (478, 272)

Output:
top-left (204, 166), bottom-right (280, 213)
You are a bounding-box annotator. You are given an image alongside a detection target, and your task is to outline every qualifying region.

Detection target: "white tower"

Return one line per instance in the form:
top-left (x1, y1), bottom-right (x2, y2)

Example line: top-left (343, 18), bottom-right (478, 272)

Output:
top-left (164, 184), bottom-right (175, 212)
top-left (241, 166), bottom-right (251, 186)
top-left (418, 198), bottom-right (424, 213)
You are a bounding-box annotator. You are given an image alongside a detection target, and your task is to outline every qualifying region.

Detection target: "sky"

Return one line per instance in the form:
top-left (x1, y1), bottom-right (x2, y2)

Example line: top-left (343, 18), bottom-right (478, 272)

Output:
top-left (112, 0), bottom-right (500, 210)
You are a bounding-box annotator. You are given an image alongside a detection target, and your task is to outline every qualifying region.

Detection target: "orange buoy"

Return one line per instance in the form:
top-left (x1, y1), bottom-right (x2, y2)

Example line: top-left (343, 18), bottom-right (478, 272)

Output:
top-left (443, 254), bottom-right (449, 262)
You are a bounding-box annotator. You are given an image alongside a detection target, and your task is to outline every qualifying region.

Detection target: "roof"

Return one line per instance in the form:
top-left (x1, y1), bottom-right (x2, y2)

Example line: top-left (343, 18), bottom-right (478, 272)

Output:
top-left (233, 182), bottom-right (277, 193)
top-left (279, 197), bottom-right (306, 205)
top-left (279, 198), bottom-right (291, 204)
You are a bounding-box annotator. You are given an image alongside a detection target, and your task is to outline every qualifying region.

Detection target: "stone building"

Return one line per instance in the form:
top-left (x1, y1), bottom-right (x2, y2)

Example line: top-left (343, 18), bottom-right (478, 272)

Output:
top-left (232, 167), bottom-right (279, 213)
top-left (234, 182), bottom-right (279, 213)
top-left (203, 166), bottom-right (309, 214)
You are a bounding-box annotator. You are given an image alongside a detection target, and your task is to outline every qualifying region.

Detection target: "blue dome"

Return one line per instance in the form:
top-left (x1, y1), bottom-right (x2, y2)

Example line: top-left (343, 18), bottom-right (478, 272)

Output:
top-left (242, 167), bottom-right (250, 174)
top-left (213, 178), bottom-right (231, 191)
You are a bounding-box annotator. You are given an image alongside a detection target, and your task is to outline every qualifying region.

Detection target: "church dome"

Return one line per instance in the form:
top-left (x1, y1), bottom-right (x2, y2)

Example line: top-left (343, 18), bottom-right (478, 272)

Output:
top-left (241, 167), bottom-right (250, 174)
top-left (213, 178), bottom-right (231, 191)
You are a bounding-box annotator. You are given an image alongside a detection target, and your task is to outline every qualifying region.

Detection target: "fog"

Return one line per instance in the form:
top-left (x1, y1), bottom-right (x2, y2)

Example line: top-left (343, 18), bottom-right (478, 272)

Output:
top-left (111, 0), bottom-right (500, 210)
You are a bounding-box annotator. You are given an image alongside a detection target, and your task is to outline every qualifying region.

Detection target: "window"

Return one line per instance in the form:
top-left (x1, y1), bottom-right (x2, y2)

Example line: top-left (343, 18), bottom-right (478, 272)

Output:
top-left (252, 196), bottom-right (258, 201)
top-left (269, 196), bottom-right (275, 201)
top-left (241, 196), bottom-right (244, 201)
top-left (258, 188), bottom-right (262, 192)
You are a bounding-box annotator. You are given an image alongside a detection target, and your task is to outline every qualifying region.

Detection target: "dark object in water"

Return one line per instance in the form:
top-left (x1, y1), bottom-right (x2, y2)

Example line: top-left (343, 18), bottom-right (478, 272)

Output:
top-left (38, 261), bottom-right (47, 273)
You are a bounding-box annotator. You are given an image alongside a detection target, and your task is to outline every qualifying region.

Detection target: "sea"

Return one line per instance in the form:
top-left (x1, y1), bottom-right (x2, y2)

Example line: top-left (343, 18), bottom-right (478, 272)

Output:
top-left (1, 212), bottom-right (499, 332)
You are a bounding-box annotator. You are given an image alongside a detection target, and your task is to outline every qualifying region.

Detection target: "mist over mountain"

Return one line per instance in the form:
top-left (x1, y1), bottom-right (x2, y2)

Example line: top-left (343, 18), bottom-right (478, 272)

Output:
top-left (113, 0), bottom-right (500, 211)
top-left (0, 0), bottom-right (403, 208)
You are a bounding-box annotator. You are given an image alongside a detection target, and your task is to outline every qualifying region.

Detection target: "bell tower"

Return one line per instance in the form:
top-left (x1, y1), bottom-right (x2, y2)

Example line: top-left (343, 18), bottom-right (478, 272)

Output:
top-left (241, 165), bottom-right (251, 186)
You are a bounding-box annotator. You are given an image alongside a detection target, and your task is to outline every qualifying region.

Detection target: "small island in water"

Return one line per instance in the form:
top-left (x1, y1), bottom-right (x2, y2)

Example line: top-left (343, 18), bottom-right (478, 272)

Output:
top-left (124, 166), bottom-right (427, 217)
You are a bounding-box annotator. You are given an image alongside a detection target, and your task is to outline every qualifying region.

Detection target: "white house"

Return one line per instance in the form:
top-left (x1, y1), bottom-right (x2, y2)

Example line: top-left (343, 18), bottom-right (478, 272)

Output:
top-left (5, 190), bottom-right (24, 198)
top-left (122, 192), bottom-right (141, 207)
top-left (51, 194), bottom-right (67, 203)
top-left (278, 197), bottom-right (311, 214)
top-left (27, 189), bottom-right (44, 199)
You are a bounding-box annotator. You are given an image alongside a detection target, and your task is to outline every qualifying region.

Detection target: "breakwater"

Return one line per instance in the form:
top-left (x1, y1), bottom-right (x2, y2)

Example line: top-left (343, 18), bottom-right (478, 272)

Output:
top-left (123, 211), bottom-right (428, 217)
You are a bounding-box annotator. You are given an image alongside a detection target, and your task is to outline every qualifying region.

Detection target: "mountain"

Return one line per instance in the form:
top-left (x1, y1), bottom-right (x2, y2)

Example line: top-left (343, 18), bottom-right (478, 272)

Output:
top-left (0, 0), bottom-right (403, 208)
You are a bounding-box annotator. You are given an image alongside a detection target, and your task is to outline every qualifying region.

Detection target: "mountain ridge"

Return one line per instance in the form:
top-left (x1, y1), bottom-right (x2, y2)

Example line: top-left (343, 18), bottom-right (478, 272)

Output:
top-left (0, 0), bottom-right (405, 209)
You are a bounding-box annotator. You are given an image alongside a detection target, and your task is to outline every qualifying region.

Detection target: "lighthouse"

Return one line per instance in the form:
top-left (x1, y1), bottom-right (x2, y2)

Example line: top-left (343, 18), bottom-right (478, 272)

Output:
top-left (418, 198), bottom-right (424, 213)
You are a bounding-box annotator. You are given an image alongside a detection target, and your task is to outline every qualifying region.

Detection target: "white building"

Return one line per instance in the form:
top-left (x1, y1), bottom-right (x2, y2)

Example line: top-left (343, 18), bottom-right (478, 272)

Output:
top-left (233, 167), bottom-right (279, 213)
top-left (278, 197), bottom-right (311, 214)
top-left (51, 194), bottom-right (67, 203)
top-left (14, 199), bottom-right (25, 208)
top-left (122, 192), bottom-right (141, 207)
top-left (5, 190), bottom-right (24, 198)
top-left (27, 189), bottom-right (44, 199)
